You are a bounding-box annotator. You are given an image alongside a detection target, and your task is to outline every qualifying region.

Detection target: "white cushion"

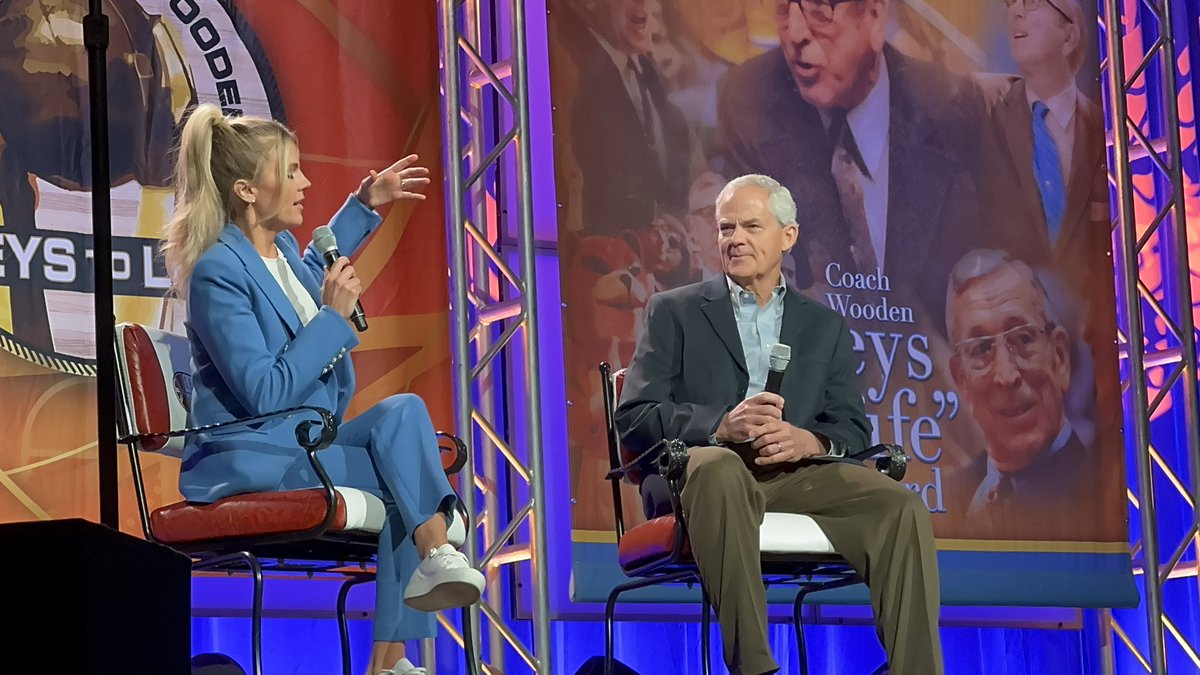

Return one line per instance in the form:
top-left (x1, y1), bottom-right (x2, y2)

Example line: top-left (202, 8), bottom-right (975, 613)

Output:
top-left (759, 512), bottom-right (837, 554)
top-left (335, 487), bottom-right (386, 534)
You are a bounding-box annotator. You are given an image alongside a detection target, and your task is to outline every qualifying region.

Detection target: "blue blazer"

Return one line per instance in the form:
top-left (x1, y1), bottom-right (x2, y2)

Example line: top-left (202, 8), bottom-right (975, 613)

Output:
top-left (179, 196), bottom-right (382, 503)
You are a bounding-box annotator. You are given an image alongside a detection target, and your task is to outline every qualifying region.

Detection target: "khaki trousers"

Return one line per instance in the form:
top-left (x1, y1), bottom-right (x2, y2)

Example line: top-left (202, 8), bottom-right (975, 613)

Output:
top-left (680, 446), bottom-right (943, 675)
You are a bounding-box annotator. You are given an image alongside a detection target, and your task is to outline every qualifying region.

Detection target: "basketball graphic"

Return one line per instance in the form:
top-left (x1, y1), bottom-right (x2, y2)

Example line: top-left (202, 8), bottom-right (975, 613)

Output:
top-left (0, 0), bottom-right (283, 373)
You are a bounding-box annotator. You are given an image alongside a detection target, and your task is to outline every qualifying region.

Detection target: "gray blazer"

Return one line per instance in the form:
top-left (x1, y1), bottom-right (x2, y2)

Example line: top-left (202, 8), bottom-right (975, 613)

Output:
top-left (615, 276), bottom-right (872, 479)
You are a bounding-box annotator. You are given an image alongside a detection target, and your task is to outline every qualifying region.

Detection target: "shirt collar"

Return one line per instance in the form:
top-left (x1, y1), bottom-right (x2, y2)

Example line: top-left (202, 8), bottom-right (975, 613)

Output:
top-left (1026, 81), bottom-right (1078, 130)
top-left (848, 57), bottom-right (889, 177)
top-left (969, 419), bottom-right (1070, 514)
top-left (727, 274), bottom-right (787, 304)
top-left (592, 30), bottom-right (636, 75)
top-left (821, 57), bottom-right (890, 177)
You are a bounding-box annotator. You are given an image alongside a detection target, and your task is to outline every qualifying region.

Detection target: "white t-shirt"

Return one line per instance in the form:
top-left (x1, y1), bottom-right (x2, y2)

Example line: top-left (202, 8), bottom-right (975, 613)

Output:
top-left (261, 254), bottom-right (320, 325)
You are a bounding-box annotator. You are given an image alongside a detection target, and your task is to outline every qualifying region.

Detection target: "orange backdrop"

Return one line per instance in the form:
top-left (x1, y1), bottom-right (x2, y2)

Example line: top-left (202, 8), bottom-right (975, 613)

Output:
top-left (0, 0), bottom-right (451, 532)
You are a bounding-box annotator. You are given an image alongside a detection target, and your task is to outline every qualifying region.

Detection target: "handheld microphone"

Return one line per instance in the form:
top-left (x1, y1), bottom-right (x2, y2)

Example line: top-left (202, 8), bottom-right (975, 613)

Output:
top-left (764, 343), bottom-right (791, 395)
top-left (311, 226), bottom-right (368, 332)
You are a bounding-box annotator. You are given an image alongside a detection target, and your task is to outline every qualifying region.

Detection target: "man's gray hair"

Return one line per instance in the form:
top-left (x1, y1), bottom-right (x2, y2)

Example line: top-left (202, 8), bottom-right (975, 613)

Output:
top-left (945, 249), bottom-right (1058, 338)
top-left (716, 174), bottom-right (798, 227)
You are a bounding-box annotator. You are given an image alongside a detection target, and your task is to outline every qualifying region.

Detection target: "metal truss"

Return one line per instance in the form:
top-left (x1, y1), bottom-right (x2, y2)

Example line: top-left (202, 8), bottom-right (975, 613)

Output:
top-left (437, 0), bottom-right (552, 673)
top-left (1100, 0), bottom-right (1200, 672)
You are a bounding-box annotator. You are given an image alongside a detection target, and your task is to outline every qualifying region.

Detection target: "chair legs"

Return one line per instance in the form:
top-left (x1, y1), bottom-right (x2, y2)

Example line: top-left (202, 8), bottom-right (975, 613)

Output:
top-left (189, 559), bottom-right (481, 675)
top-left (700, 587), bottom-right (712, 675)
top-left (337, 573), bottom-right (377, 675)
top-left (195, 551), bottom-right (264, 675)
top-left (249, 555), bottom-right (264, 675)
top-left (792, 574), bottom-right (865, 675)
top-left (793, 588), bottom-right (810, 675)
top-left (461, 606), bottom-right (480, 675)
top-left (604, 571), bottom-right (698, 675)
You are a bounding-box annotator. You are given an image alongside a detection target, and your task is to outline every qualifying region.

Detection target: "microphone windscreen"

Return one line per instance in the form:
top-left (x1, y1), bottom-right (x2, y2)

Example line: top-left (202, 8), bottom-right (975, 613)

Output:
top-left (769, 343), bottom-right (792, 371)
top-left (311, 225), bottom-right (338, 256)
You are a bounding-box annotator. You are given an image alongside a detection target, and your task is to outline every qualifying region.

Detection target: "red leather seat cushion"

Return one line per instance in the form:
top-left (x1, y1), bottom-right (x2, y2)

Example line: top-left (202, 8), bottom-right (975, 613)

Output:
top-left (617, 515), bottom-right (691, 571)
top-left (151, 489), bottom-right (352, 545)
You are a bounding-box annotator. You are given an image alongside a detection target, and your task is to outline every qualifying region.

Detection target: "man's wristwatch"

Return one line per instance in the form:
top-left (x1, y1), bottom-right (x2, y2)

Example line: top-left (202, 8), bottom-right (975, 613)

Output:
top-left (708, 432), bottom-right (722, 447)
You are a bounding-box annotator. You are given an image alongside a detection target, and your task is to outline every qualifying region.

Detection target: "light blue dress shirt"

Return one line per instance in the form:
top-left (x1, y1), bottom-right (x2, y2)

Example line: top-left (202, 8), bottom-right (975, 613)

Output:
top-left (728, 275), bottom-right (787, 397)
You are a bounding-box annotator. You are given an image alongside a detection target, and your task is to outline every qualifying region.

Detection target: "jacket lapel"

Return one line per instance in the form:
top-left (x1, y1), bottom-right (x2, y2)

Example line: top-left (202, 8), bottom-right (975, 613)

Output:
top-left (778, 288), bottom-right (810, 394)
top-left (762, 52), bottom-right (850, 282)
top-left (780, 288), bottom-right (807, 349)
top-left (1003, 81), bottom-right (1051, 228)
top-left (883, 47), bottom-right (953, 279)
top-left (783, 291), bottom-right (829, 353)
top-left (699, 276), bottom-right (748, 376)
top-left (996, 80), bottom-right (1051, 233)
top-left (217, 226), bottom-right (302, 336)
top-left (1061, 95), bottom-right (1102, 244)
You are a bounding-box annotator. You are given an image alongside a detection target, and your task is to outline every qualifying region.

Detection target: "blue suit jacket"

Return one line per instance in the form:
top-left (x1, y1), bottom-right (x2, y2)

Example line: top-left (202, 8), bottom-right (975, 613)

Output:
top-left (179, 196), bottom-right (382, 503)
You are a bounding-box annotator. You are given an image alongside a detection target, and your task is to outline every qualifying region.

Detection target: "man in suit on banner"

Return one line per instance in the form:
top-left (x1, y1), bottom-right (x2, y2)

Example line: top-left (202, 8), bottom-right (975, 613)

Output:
top-left (566, 0), bottom-right (692, 237)
top-left (989, 0), bottom-right (1107, 269)
top-left (986, 0), bottom-right (1118, 455)
top-left (944, 249), bottom-right (1112, 541)
top-left (616, 174), bottom-right (942, 675)
top-left (717, 0), bottom-right (989, 319)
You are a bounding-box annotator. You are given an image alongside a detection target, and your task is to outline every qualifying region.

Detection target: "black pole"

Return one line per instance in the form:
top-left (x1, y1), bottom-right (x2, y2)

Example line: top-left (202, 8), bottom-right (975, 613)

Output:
top-left (85, 1), bottom-right (118, 529)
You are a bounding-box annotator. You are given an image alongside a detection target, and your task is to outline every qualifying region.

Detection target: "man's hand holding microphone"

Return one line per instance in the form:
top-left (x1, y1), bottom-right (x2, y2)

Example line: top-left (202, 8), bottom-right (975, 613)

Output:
top-left (710, 344), bottom-right (827, 465)
top-left (712, 392), bottom-right (826, 465)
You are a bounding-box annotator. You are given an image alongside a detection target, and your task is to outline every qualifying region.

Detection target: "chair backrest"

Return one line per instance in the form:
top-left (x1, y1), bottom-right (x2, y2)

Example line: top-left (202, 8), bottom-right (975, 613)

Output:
top-left (600, 363), bottom-right (645, 480)
top-left (601, 364), bottom-right (676, 532)
top-left (115, 323), bottom-right (194, 457)
top-left (599, 364), bottom-right (619, 470)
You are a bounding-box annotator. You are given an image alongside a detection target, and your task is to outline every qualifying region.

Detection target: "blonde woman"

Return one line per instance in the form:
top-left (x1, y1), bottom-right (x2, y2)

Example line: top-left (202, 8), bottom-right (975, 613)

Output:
top-left (162, 103), bottom-right (483, 675)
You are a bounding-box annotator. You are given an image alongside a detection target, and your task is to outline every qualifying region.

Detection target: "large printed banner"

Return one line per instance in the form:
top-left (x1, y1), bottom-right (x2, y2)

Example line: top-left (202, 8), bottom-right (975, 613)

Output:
top-left (552, 0), bottom-right (1137, 606)
top-left (0, 0), bottom-right (452, 531)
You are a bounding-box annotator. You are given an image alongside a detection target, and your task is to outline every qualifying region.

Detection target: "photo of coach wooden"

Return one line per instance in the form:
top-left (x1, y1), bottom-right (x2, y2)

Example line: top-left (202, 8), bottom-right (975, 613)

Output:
top-left (944, 249), bottom-right (1115, 541)
top-left (718, 0), bottom-right (989, 318)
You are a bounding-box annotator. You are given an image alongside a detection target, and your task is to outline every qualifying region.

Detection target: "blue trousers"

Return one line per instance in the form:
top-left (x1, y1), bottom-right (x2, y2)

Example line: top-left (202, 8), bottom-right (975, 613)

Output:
top-left (278, 393), bottom-right (456, 642)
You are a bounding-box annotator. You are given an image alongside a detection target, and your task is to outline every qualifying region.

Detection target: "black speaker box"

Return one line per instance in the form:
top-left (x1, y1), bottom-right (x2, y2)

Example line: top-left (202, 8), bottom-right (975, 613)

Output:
top-left (0, 518), bottom-right (191, 674)
top-left (574, 655), bottom-right (642, 674)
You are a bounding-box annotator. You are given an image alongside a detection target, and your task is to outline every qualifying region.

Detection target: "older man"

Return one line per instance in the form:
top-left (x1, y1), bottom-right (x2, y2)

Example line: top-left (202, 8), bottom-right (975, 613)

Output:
top-left (984, 0), bottom-right (1118, 450)
top-left (616, 174), bottom-right (942, 675)
top-left (988, 0), bottom-right (1106, 264)
top-left (944, 249), bottom-right (1108, 540)
top-left (565, 0), bottom-right (692, 237)
top-left (717, 0), bottom-right (989, 319)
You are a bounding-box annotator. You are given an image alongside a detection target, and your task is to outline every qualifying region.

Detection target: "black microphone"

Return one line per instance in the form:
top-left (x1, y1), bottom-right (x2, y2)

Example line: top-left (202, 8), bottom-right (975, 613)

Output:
top-left (311, 226), bottom-right (368, 332)
top-left (764, 343), bottom-right (791, 395)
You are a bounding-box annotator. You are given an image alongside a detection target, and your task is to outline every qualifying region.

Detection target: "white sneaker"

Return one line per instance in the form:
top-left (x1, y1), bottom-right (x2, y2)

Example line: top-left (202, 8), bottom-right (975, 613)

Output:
top-left (403, 544), bottom-right (485, 612)
top-left (447, 506), bottom-right (467, 549)
top-left (382, 657), bottom-right (426, 674)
